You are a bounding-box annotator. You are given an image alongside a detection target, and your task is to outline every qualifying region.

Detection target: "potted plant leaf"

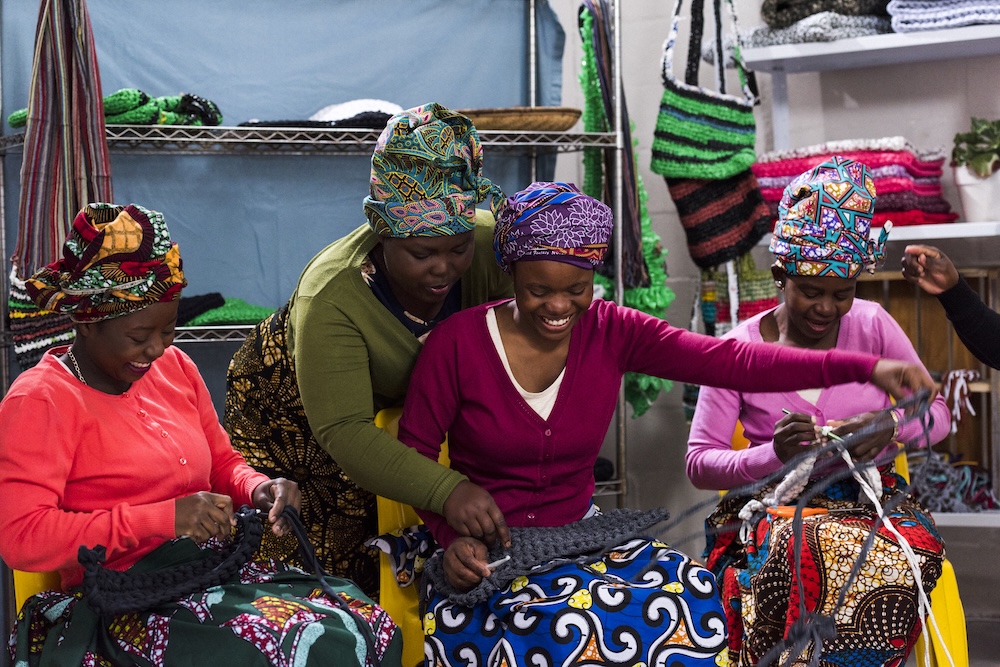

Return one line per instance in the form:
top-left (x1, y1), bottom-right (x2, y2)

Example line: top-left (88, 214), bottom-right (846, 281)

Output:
top-left (952, 117), bottom-right (1000, 222)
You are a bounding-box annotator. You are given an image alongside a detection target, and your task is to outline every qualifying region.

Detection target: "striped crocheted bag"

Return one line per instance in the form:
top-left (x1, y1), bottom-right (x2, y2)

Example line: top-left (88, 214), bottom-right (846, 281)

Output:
top-left (651, 0), bottom-right (758, 180)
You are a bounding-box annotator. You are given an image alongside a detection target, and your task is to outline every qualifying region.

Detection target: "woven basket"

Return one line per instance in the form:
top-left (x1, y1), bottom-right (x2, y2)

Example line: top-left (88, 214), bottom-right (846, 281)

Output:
top-left (456, 107), bottom-right (582, 132)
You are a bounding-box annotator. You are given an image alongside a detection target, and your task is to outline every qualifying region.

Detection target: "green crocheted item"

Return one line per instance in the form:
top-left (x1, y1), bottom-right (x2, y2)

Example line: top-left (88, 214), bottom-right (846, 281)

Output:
top-left (184, 298), bottom-right (274, 326)
top-left (580, 8), bottom-right (676, 418)
top-left (9, 88), bottom-right (222, 128)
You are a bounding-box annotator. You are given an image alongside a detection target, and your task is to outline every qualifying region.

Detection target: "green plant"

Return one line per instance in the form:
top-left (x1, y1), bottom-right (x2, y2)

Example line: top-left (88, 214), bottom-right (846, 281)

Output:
top-left (952, 117), bottom-right (1000, 178)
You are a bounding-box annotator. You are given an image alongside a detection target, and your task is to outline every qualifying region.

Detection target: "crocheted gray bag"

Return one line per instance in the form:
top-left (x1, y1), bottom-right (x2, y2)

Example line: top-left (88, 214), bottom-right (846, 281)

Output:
top-left (423, 506), bottom-right (670, 606)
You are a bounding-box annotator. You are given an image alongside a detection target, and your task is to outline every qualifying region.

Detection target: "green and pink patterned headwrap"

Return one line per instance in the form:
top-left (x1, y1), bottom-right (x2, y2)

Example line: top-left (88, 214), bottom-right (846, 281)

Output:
top-left (26, 203), bottom-right (187, 323)
top-left (363, 102), bottom-right (505, 238)
top-left (493, 182), bottom-right (613, 274)
top-left (769, 155), bottom-right (891, 279)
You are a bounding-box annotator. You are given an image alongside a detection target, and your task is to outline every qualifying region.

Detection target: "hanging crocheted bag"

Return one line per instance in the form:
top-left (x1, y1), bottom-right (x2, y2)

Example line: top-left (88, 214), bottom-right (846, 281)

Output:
top-left (651, 0), bottom-right (759, 180)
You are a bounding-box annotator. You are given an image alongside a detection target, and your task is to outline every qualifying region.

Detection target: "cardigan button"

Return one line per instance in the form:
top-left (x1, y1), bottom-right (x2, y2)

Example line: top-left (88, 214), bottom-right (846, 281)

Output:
top-left (160, 430), bottom-right (168, 438)
top-left (137, 409), bottom-right (146, 417)
top-left (179, 458), bottom-right (187, 465)
top-left (544, 429), bottom-right (552, 436)
top-left (527, 512), bottom-right (535, 520)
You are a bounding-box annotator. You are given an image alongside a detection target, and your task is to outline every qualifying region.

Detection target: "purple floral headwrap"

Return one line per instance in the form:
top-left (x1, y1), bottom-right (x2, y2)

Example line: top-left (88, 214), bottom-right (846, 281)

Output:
top-left (493, 182), bottom-right (613, 274)
top-left (769, 155), bottom-right (891, 279)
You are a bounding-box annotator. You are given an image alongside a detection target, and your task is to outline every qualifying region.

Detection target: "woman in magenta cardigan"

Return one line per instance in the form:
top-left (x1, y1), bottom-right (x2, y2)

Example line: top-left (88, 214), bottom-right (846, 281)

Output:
top-left (394, 182), bottom-right (937, 667)
top-left (687, 156), bottom-right (949, 666)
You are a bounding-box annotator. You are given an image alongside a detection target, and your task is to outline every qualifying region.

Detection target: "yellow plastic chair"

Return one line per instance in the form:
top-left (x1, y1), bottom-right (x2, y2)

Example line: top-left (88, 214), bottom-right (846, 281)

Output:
top-left (374, 407), bottom-right (448, 667)
top-left (729, 422), bottom-right (968, 667)
top-left (895, 452), bottom-right (969, 667)
top-left (11, 569), bottom-right (61, 614)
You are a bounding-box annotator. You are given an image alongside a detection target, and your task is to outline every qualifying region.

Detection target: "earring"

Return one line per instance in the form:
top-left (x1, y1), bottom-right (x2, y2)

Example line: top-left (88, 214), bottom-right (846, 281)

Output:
top-left (774, 280), bottom-right (784, 290)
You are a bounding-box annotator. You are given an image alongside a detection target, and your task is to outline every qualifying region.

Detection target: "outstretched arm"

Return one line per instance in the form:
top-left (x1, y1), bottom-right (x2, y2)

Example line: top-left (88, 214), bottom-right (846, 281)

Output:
top-left (903, 244), bottom-right (1000, 370)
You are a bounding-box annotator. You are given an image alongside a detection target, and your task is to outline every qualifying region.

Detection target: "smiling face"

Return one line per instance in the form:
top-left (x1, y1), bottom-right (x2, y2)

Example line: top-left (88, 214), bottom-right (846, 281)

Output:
top-left (74, 300), bottom-right (179, 394)
top-left (380, 231), bottom-right (475, 321)
top-left (776, 268), bottom-right (857, 348)
top-left (511, 259), bottom-right (594, 345)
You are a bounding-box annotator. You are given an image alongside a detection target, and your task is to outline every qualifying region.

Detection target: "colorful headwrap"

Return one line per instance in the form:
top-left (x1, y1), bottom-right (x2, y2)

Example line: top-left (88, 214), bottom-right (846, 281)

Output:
top-left (26, 203), bottom-right (187, 323)
top-left (493, 182), bottom-right (614, 274)
top-left (769, 155), bottom-right (891, 279)
top-left (363, 102), bottom-right (505, 238)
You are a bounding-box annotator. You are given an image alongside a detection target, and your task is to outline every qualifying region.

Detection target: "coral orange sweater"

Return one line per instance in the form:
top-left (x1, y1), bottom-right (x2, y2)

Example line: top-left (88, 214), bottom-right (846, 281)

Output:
top-left (0, 346), bottom-right (268, 589)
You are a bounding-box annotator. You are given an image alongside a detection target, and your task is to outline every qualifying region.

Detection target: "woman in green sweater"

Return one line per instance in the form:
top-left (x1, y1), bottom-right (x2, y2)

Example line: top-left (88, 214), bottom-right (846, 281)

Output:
top-left (224, 103), bottom-right (513, 598)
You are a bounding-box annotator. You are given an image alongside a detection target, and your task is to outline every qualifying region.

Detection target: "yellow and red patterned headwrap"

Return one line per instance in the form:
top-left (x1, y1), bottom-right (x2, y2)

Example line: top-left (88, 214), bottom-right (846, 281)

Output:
top-left (26, 203), bottom-right (187, 323)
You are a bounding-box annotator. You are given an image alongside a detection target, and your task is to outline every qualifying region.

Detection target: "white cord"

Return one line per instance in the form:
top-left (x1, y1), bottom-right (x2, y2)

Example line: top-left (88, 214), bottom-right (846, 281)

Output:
top-left (838, 447), bottom-right (955, 667)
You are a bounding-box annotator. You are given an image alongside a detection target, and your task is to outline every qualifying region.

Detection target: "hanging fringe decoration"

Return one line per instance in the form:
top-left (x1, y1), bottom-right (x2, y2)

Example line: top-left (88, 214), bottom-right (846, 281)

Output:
top-left (579, 0), bottom-right (676, 417)
top-left (7, 0), bottom-right (113, 370)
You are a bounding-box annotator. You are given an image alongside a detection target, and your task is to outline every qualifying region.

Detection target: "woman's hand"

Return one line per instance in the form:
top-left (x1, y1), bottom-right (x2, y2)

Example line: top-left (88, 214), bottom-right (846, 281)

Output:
top-left (773, 411), bottom-right (821, 463)
top-left (828, 412), bottom-right (896, 462)
top-left (443, 536), bottom-right (491, 591)
top-left (175, 491), bottom-right (235, 543)
top-left (443, 480), bottom-right (511, 548)
top-left (252, 478), bottom-right (302, 536)
top-left (901, 244), bottom-right (960, 296)
top-left (869, 359), bottom-right (938, 403)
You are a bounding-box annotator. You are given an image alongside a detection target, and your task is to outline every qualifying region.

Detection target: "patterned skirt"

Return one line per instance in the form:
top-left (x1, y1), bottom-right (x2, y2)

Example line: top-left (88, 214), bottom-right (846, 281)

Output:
top-left (704, 472), bottom-right (945, 667)
top-left (7, 539), bottom-right (401, 667)
top-left (422, 537), bottom-right (729, 667)
top-left (224, 303), bottom-right (380, 598)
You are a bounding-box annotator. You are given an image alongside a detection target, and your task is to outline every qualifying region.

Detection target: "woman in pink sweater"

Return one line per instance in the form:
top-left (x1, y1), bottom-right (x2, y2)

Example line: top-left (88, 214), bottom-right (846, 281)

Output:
top-left (687, 156), bottom-right (948, 666)
top-left (394, 182), bottom-right (937, 667)
top-left (0, 204), bottom-right (400, 666)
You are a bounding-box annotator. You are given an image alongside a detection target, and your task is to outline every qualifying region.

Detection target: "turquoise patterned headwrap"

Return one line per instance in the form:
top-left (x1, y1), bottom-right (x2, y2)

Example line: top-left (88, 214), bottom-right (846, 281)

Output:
top-left (363, 102), bottom-right (505, 238)
top-left (769, 155), bottom-right (891, 279)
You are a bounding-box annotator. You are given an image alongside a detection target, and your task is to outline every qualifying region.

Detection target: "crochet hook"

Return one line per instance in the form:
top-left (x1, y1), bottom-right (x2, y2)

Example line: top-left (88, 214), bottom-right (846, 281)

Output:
top-left (485, 555), bottom-right (511, 570)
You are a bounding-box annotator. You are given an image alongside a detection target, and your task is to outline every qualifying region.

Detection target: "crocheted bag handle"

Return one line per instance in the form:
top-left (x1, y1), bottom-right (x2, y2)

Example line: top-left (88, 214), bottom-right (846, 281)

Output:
top-left (79, 505), bottom-right (265, 616)
top-left (662, 0), bottom-right (758, 106)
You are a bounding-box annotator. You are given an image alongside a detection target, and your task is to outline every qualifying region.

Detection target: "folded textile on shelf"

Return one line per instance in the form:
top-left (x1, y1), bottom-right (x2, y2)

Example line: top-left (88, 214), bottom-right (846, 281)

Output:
top-left (184, 297), bottom-right (275, 326)
top-left (762, 0), bottom-right (890, 29)
top-left (240, 99), bottom-right (404, 129)
top-left (887, 0), bottom-right (1000, 32)
top-left (8, 88), bottom-right (222, 128)
top-left (702, 12), bottom-right (890, 62)
top-left (753, 150), bottom-right (945, 179)
top-left (755, 139), bottom-right (959, 227)
top-left (763, 201), bottom-right (958, 226)
top-left (755, 135), bottom-right (946, 163)
top-left (756, 163), bottom-right (940, 188)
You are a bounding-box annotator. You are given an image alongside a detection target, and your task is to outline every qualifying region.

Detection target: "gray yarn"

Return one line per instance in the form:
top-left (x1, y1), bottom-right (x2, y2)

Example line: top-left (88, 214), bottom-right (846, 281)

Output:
top-left (424, 507), bottom-right (670, 606)
top-left (703, 13), bottom-right (891, 67)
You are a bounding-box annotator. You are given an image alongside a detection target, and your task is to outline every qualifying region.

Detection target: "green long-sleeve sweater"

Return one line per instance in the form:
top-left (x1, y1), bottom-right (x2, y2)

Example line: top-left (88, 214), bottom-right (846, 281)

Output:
top-left (288, 211), bottom-right (512, 513)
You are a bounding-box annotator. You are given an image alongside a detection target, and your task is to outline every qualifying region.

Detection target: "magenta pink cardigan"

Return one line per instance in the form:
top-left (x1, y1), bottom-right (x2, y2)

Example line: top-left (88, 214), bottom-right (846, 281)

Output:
top-left (397, 298), bottom-right (879, 548)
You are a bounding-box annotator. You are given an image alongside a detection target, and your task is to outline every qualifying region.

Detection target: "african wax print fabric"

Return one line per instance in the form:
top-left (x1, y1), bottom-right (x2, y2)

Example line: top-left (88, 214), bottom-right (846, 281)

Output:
top-left (769, 156), bottom-right (891, 279)
top-left (704, 471), bottom-right (944, 666)
top-left (422, 536), bottom-right (729, 667)
top-left (26, 203), bottom-right (187, 322)
top-left (224, 304), bottom-right (381, 598)
top-left (493, 181), bottom-right (613, 273)
top-left (7, 538), bottom-right (401, 667)
top-left (363, 102), bottom-right (504, 238)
